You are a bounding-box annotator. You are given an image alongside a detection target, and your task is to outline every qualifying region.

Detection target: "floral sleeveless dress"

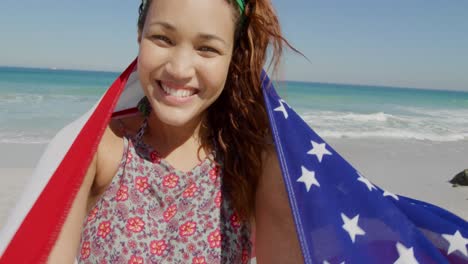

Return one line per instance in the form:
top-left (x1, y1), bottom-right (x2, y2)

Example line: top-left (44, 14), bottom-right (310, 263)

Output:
top-left (78, 120), bottom-right (252, 264)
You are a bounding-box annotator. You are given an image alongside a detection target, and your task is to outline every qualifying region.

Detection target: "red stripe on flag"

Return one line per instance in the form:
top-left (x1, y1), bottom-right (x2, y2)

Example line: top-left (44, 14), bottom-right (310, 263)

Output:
top-left (0, 60), bottom-right (138, 263)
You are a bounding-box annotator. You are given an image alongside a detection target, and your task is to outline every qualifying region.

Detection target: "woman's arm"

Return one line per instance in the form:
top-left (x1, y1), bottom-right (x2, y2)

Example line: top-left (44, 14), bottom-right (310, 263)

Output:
top-left (46, 152), bottom-right (97, 263)
top-left (46, 121), bottom-right (126, 263)
top-left (255, 146), bottom-right (303, 263)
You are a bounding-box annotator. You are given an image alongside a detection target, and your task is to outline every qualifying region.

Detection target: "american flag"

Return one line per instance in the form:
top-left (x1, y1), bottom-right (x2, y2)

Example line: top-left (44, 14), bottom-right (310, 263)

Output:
top-left (261, 71), bottom-right (468, 264)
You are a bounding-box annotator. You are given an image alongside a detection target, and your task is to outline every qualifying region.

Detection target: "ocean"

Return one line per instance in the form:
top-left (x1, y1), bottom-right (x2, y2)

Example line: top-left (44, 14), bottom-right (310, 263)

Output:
top-left (1, 66), bottom-right (468, 144)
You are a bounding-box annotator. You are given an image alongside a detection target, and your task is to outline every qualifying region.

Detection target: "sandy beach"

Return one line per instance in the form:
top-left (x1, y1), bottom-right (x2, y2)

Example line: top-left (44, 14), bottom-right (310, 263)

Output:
top-left (329, 138), bottom-right (468, 220)
top-left (0, 139), bottom-right (467, 229)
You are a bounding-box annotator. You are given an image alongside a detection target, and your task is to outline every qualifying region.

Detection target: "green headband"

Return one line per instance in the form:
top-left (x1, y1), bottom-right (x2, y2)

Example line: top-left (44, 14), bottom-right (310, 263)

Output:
top-left (141, 0), bottom-right (244, 15)
top-left (235, 0), bottom-right (245, 13)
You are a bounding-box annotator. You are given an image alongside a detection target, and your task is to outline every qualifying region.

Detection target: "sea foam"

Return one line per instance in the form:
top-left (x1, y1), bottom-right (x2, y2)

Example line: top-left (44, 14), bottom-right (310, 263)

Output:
top-left (300, 109), bottom-right (468, 142)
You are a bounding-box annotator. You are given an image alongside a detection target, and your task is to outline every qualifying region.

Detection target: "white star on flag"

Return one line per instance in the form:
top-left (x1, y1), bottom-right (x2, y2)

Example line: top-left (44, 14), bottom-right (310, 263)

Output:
top-left (383, 190), bottom-right (399, 200)
top-left (274, 99), bottom-right (288, 119)
top-left (441, 230), bottom-right (468, 257)
top-left (297, 166), bottom-right (320, 192)
top-left (307, 141), bottom-right (332, 163)
top-left (341, 213), bottom-right (366, 243)
top-left (357, 172), bottom-right (376, 191)
top-left (323, 261), bottom-right (345, 264)
top-left (393, 242), bottom-right (419, 264)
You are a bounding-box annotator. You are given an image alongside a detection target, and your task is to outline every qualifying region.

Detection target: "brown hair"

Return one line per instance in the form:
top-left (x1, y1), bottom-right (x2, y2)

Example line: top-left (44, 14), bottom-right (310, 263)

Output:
top-left (138, 0), bottom-right (298, 220)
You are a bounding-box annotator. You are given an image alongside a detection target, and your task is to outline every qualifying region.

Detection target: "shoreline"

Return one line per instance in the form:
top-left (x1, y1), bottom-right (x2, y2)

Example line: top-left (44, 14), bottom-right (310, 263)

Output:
top-left (0, 138), bottom-right (466, 228)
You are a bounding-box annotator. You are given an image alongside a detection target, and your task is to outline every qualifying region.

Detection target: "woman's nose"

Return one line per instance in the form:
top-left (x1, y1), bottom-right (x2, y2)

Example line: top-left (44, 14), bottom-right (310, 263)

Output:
top-left (165, 47), bottom-right (195, 80)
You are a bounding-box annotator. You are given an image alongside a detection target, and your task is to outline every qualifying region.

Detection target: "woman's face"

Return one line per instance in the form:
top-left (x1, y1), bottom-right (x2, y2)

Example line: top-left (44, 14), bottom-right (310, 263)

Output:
top-left (138, 0), bottom-right (236, 128)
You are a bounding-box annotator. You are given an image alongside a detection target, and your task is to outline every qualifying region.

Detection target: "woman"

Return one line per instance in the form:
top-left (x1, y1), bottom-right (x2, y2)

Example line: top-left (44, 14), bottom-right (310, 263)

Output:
top-left (48, 0), bottom-right (302, 263)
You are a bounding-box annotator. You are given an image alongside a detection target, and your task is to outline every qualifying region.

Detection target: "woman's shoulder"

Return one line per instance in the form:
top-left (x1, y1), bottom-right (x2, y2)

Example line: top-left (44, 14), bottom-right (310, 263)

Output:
top-left (108, 114), bottom-right (146, 138)
top-left (99, 113), bottom-right (145, 163)
top-left (99, 114), bottom-right (145, 153)
top-left (90, 114), bottom-right (145, 198)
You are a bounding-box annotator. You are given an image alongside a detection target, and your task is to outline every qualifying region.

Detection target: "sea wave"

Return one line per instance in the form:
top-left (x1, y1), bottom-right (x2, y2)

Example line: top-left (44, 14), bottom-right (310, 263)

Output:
top-left (0, 133), bottom-right (51, 144)
top-left (0, 93), bottom-right (98, 105)
top-left (395, 106), bottom-right (468, 118)
top-left (319, 130), bottom-right (468, 142)
top-left (300, 110), bottom-right (468, 142)
top-left (0, 94), bottom-right (45, 104)
top-left (304, 111), bottom-right (393, 122)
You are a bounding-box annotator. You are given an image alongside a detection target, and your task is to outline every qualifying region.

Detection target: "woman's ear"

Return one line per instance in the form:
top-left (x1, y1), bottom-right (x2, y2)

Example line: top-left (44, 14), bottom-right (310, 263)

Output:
top-left (137, 31), bottom-right (142, 44)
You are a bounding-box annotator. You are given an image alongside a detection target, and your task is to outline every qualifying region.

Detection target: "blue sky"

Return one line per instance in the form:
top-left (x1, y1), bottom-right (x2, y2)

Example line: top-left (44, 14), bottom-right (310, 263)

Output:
top-left (1, 0), bottom-right (467, 91)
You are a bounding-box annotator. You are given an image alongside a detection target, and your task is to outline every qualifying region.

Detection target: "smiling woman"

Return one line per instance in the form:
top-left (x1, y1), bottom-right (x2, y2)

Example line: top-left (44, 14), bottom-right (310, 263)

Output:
top-left (2, 0), bottom-right (467, 263)
top-left (137, 0), bottom-right (235, 127)
top-left (40, 0), bottom-right (302, 263)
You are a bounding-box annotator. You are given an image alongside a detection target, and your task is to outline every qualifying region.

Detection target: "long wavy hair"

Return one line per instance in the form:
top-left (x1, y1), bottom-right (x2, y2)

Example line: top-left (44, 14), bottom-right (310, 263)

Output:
top-left (138, 0), bottom-right (298, 220)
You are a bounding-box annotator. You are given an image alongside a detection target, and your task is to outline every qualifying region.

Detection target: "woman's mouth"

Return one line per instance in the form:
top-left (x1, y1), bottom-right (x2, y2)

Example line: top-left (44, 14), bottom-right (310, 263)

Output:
top-left (156, 80), bottom-right (199, 105)
top-left (158, 81), bottom-right (198, 98)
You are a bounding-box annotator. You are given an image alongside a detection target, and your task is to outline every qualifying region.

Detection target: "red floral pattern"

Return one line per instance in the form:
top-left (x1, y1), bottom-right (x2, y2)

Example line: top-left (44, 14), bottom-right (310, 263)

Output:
top-left (135, 177), bottom-right (149, 193)
top-left (87, 207), bottom-right (98, 222)
top-left (192, 256), bottom-right (207, 264)
top-left (230, 212), bottom-right (241, 230)
top-left (163, 204), bottom-right (177, 222)
top-left (116, 184), bottom-right (129, 201)
top-left (179, 221), bottom-right (197, 237)
top-left (182, 183), bottom-right (198, 198)
top-left (128, 255), bottom-right (143, 264)
top-left (150, 150), bottom-right (161, 163)
top-left (150, 240), bottom-right (167, 256)
top-left (242, 249), bottom-right (250, 264)
top-left (126, 217), bottom-right (145, 233)
top-left (214, 191), bottom-right (222, 208)
top-left (97, 221), bottom-right (111, 238)
top-left (78, 132), bottom-right (251, 263)
top-left (209, 167), bottom-right (218, 182)
top-left (208, 229), bottom-right (222, 248)
top-left (126, 152), bottom-right (133, 164)
top-left (80, 241), bottom-right (90, 260)
top-left (162, 173), bottom-right (179, 188)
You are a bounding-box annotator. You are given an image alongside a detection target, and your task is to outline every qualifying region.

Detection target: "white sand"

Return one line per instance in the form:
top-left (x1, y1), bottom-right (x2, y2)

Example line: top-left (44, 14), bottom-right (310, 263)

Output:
top-left (0, 168), bottom-right (33, 228)
top-left (328, 138), bottom-right (468, 220)
top-left (0, 139), bottom-right (466, 229)
top-left (0, 143), bottom-right (45, 227)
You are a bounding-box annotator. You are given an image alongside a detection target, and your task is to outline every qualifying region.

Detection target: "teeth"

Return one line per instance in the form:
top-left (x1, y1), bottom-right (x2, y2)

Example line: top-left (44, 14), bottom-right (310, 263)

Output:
top-left (160, 82), bottom-right (195, 98)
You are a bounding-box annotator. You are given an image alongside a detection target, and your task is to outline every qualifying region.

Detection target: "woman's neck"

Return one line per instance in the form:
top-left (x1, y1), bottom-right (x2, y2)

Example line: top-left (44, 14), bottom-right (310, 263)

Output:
top-left (144, 113), bottom-right (206, 159)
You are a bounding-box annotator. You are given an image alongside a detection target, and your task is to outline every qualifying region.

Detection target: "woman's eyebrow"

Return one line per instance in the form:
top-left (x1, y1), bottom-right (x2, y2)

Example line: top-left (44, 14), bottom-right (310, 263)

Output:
top-left (198, 33), bottom-right (227, 45)
top-left (148, 21), bottom-right (228, 45)
top-left (149, 21), bottom-right (176, 31)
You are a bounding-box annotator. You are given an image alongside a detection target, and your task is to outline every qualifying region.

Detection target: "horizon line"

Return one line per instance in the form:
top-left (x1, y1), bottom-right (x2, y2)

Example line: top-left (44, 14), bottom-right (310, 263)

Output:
top-left (1, 65), bottom-right (467, 94)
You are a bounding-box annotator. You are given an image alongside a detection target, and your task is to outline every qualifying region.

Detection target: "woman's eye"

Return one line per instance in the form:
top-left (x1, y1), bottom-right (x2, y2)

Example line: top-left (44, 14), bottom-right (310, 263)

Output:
top-left (151, 35), bottom-right (173, 45)
top-left (199, 46), bottom-right (220, 54)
